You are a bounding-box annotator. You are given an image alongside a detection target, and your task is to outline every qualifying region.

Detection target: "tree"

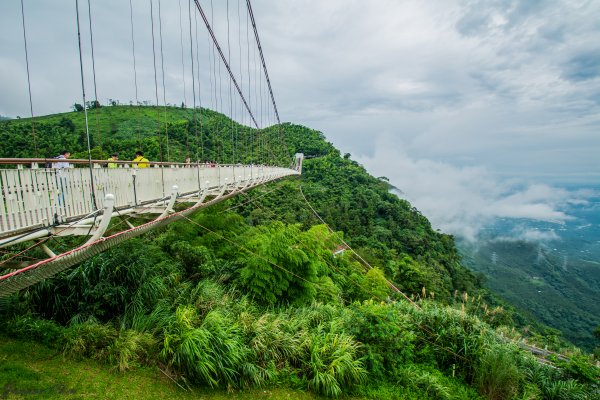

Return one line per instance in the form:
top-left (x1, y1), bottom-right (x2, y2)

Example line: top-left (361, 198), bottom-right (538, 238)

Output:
top-left (237, 222), bottom-right (321, 306)
top-left (72, 103), bottom-right (84, 112)
top-left (86, 100), bottom-right (101, 109)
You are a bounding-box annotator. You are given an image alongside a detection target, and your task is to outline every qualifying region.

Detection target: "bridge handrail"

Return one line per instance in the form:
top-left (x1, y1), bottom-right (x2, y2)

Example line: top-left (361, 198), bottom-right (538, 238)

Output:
top-left (0, 158), bottom-right (278, 168)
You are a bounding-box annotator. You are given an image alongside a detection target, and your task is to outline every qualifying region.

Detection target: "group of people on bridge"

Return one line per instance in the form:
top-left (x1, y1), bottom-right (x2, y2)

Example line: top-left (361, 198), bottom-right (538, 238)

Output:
top-left (51, 151), bottom-right (220, 169)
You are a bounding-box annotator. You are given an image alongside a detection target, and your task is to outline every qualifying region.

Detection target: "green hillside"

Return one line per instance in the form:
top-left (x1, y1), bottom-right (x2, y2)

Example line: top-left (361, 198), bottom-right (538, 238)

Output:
top-left (461, 239), bottom-right (600, 351)
top-left (1, 106), bottom-right (598, 399)
top-left (0, 105), bottom-right (289, 166)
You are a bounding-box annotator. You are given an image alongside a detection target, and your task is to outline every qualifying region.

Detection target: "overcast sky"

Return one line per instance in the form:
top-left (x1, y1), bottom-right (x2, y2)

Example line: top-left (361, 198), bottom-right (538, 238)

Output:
top-left (1, 0), bottom-right (599, 239)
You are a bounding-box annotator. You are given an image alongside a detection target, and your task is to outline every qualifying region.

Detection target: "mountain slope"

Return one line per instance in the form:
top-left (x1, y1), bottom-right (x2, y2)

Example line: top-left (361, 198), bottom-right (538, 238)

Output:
top-left (1, 106), bottom-right (598, 399)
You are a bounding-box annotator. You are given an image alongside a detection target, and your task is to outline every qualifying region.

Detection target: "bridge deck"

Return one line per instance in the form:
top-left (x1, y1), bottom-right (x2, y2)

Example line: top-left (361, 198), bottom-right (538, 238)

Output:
top-left (0, 164), bottom-right (294, 240)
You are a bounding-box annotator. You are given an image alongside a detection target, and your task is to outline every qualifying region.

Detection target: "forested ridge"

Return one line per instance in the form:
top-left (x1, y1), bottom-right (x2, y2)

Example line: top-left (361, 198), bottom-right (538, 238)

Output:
top-left (1, 106), bottom-right (598, 399)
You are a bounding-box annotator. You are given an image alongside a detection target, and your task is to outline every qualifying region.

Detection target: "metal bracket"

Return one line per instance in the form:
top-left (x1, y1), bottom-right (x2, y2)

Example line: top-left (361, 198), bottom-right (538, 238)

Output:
top-left (156, 185), bottom-right (179, 219)
top-left (85, 194), bottom-right (115, 244)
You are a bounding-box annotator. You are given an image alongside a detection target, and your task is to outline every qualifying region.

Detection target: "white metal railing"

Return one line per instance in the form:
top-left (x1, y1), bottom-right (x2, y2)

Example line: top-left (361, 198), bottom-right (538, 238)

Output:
top-left (0, 163), bottom-right (297, 238)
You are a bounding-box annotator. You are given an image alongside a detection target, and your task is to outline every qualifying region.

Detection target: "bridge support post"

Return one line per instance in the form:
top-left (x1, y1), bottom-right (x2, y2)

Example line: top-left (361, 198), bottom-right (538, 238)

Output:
top-left (85, 194), bottom-right (115, 244)
top-left (39, 242), bottom-right (57, 258)
top-left (157, 186), bottom-right (179, 219)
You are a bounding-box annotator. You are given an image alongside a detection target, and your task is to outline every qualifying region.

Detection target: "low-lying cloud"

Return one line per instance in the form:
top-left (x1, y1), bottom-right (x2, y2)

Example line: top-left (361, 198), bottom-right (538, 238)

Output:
top-left (354, 144), bottom-right (586, 242)
top-left (494, 228), bottom-right (561, 243)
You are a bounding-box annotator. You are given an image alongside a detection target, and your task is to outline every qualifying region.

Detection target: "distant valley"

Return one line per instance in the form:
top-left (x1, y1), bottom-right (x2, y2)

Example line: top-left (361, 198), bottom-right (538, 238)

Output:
top-left (459, 187), bottom-right (600, 350)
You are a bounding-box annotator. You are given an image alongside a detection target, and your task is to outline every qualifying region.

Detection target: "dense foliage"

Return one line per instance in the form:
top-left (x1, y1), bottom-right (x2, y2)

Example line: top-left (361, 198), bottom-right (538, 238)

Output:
top-left (1, 107), bottom-right (598, 398)
top-left (461, 237), bottom-right (600, 351)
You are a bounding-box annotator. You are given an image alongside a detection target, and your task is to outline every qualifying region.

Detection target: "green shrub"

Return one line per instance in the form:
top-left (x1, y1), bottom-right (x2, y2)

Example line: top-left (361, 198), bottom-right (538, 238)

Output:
top-left (107, 329), bottom-right (157, 371)
top-left (237, 222), bottom-right (318, 306)
top-left (363, 268), bottom-right (391, 300)
top-left (555, 353), bottom-right (600, 384)
top-left (160, 305), bottom-right (253, 387)
top-left (345, 300), bottom-right (415, 381)
top-left (520, 356), bottom-right (592, 400)
top-left (403, 301), bottom-right (493, 379)
top-left (62, 321), bottom-right (117, 360)
top-left (541, 379), bottom-right (589, 400)
top-left (302, 321), bottom-right (366, 397)
top-left (474, 344), bottom-right (521, 400)
top-left (244, 312), bottom-right (305, 369)
top-left (396, 364), bottom-right (482, 400)
top-left (2, 315), bottom-right (65, 348)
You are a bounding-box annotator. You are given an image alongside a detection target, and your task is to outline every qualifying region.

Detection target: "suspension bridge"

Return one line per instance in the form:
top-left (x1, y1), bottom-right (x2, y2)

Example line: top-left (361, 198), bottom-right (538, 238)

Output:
top-left (0, 0), bottom-right (301, 297)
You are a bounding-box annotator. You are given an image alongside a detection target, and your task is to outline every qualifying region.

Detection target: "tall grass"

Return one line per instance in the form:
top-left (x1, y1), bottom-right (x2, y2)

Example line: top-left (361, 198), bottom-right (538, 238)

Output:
top-left (302, 321), bottom-right (366, 397)
top-left (160, 305), bottom-right (254, 388)
top-left (62, 320), bottom-right (155, 371)
top-left (474, 344), bottom-right (520, 400)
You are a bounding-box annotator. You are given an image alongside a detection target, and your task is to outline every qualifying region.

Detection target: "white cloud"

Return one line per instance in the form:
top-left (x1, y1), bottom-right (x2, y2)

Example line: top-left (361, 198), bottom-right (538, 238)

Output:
top-left (1, 0), bottom-right (599, 183)
top-left (354, 141), bottom-right (585, 241)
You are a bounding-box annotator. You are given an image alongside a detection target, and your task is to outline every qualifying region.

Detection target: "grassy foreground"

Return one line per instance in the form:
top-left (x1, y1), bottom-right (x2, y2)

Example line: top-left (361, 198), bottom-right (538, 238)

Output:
top-left (0, 337), bottom-right (326, 400)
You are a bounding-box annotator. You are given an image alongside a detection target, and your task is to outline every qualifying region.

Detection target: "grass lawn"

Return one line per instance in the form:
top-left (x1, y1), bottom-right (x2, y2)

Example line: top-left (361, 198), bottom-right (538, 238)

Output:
top-left (0, 337), bottom-right (327, 400)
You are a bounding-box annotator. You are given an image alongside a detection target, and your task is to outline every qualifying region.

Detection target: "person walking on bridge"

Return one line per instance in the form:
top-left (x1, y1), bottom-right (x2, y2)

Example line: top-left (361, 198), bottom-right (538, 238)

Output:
top-left (52, 150), bottom-right (71, 169)
top-left (107, 153), bottom-right (119, 169)
top-left (132, 151), bottom-right (149, 168)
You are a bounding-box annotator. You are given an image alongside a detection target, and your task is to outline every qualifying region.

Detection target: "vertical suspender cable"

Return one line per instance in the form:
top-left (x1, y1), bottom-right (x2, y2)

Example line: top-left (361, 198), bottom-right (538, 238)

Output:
top-left (178, 0), bottom-right (190, 157)
top-left (246, 0), bottom-right (281, 127)
top-left (237, 0), bottom-right (245, 164)
top-left (205, 14), bottom-right (215, 162)
top-left (75, 0), bottom-right (98, 211)
top-left (150, 0), bottom-right (162, 160)
top-left (157, 0), bottom-right (170, 162)
top-left (150, 0), bottom-right (165, 196)
top-left (192, 2), bottom-right (202, 189)
top-left (19, 0), bottom-right (39, 158)
top-left (86, 0), bottom-right (101, 149)
top-left (128, 0), bottom-right (141, 149)
top-left (194, 7), bottom-right (205, 162)
top-left (188, 0), bottom-right (199, 164)
top-left (212, 0), bottom-right (224, 164)
top-left (258, 45), bottom-right (264, 162)
top-left (209, 2), bottom-right (218, 163)
top-left (192, 0), bottom-right (260, 127)
top-left (246, 4), bottom-right (253, 167)
top-left (252, 28), bottom-right (260, 163)
top-left (246, 0), bottom-right (287, 166)
top-left (227, 0), bottom-right (236, 165)
top-left (178, 0), bottom-right (188, 109)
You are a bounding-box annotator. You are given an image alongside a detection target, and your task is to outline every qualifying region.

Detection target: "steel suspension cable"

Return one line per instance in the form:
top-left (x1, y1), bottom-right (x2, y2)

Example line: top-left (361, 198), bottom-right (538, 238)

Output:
top-left (149, 0), bottom-right (165, 169)
top-left (157, 0), bottom-right (170, 162)
top-left (193, 0), bottom-right (260, 130)
top-left (193, 6), bottom-right (204, 162)
top-left (188, 0), bottom-right (199, 164)
top-left (19, 0), bottom-right (38, 158)
top-left (86, 0), bottom-right (101, 149)
top-left (246, 0), bottom-right (281, 126)
top-left (245, 4), bottom-right (253, 166)
top-left (251, 23), bottom-right (260, 162)
top-left (237, 0), bottom-right (246, 164)
top-left (128, 0), bottom-right (141, 148)
top-left (258, 39), bottom-right (264, 160)
top-left (297, 185), bottom-right (419, 308)
top-left (212, 0), bottom-right (224, 164)
top-left (227, 0), bottom-right (236, 164)
top-left (74, 0), bottom-right (98, 211)
top-left (205, 13), bottom-right (216, 162)
top-left (178, 0), bottom-right (188, 109)
top-left (246, 0), bottom-right (289, 166)
top-left (180, 214), bottom-right (320, 288)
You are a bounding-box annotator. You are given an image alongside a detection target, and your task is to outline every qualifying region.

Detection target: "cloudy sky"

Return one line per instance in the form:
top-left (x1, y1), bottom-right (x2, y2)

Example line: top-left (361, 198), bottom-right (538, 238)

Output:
top-left (1, 0), bottom-right (599, 239)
